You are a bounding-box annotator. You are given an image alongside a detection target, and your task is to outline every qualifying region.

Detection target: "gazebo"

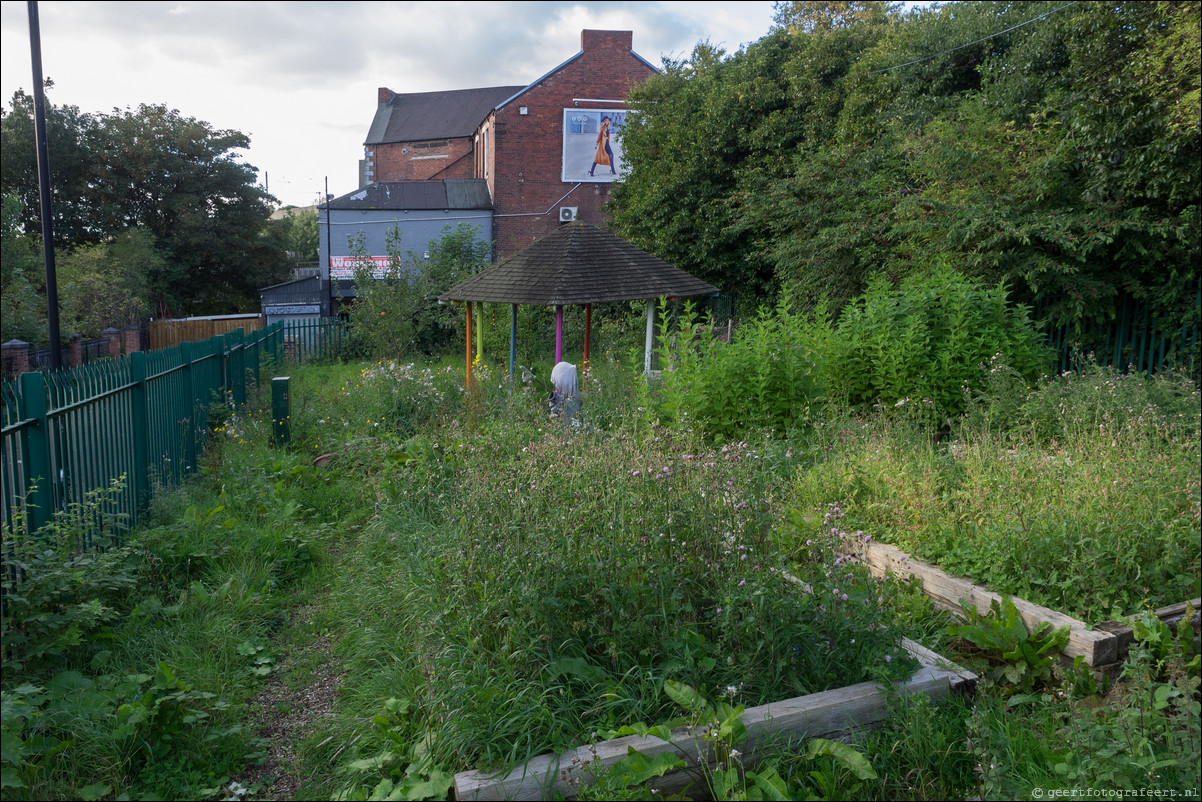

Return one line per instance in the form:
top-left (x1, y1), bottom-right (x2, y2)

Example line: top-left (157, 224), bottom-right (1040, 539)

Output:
top-left (437, 222), bottom-right (719, 384)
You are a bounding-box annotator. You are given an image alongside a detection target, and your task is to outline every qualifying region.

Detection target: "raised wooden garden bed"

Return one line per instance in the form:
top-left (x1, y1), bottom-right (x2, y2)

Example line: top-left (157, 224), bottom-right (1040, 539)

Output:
top-left (848, 539), bottom-right (1200, 673)
top-left (453, 638), bottom-right (975, 801)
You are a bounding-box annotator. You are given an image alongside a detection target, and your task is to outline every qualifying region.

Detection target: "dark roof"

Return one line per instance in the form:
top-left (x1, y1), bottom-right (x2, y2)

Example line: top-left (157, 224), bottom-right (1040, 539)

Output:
top-left (366, 86), bottom-right (523, 144)
top-left (327, 180), bottom-right (492, 211)
top-left (438, 222), bottom-right (717, 305)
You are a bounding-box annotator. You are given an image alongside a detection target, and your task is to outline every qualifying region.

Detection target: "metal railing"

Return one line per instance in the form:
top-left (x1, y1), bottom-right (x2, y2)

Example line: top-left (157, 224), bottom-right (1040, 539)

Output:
top-left (1, 318), bottom-right (350, 546)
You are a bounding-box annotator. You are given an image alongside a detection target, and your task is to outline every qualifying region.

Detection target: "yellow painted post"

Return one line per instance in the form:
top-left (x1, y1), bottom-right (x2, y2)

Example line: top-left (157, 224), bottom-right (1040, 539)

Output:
top-left (476, 301), bottom-right (483, 362)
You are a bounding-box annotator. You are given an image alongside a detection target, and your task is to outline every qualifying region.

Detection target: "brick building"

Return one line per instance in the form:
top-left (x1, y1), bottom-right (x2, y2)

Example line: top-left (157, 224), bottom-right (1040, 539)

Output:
top-left (302, 29), bottom-right (657, 315)
top-left (363, 29), bottom-right (657, 258)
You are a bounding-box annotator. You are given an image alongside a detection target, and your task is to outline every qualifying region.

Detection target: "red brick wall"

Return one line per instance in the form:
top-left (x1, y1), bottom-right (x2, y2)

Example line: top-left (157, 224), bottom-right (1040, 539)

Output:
top-left (373, 137), bottom-right (476, 182)
top-left (488, 30), bottom-right (655, 258)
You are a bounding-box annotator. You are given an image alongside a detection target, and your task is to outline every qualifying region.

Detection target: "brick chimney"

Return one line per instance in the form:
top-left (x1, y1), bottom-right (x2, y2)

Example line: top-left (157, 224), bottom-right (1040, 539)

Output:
top-left (581, 30), bottom-right (633, 52)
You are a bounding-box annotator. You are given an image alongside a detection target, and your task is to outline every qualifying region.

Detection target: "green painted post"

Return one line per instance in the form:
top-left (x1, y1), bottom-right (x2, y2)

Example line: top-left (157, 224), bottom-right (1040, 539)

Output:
top-left (17, 372), bottom-right (52, 535)
top-left (232, 330), bottom-right (246, 406)
top-left (272, 376), bottom-right (290, 446)
top-left (180, 342), bottom-right (197, 473)
top-left (129, 351), bottom-right (150, 514)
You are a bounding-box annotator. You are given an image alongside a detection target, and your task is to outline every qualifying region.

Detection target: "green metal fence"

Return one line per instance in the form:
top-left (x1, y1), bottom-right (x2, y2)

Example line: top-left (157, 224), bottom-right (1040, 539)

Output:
top-left (1, 317), bottom-right (349, 548)
top-left (1035, 283), bottom-right (1200, 377)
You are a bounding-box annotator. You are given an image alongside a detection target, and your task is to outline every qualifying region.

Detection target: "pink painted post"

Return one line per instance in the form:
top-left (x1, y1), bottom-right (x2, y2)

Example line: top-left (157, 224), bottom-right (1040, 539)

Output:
top-left (554, 305), bottom-right (564, 364)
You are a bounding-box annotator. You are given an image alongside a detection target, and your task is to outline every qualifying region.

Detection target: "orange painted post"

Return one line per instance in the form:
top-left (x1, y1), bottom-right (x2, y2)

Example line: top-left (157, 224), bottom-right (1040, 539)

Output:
top-left (465, 302), bottom-right (473, 388)
top-left (583, 303), bottom-right (592, 376)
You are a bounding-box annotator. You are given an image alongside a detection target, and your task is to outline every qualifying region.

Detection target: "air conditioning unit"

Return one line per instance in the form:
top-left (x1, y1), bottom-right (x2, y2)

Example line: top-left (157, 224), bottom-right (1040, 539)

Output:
top-left (559, 206), bottom-right (578, 223)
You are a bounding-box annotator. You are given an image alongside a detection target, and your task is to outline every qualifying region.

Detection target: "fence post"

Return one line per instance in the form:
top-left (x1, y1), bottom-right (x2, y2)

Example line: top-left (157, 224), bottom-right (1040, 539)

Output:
top-left (231, 330), bottom-right (246, 406)
top-left (3, 340), bottom-right (30, 376)
top-left (129, 351), bottom-right (150, 515)
top-left (272, 376), bottom-right (290, 446)
top-left (180, 341), bottom-right (198, 472)
top-left (17, 372), bottom-right (52, 535)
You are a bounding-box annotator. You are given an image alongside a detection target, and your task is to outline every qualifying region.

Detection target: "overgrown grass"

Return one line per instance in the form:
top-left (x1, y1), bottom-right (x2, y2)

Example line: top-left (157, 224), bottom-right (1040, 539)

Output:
top-left (784, 364), bottom-right (1201, 624)
top-left (5, 348), bottom-right (1199, 801)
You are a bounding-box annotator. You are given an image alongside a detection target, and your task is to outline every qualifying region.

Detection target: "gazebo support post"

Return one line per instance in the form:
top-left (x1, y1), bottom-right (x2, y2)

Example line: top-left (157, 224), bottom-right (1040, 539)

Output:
top-left (555, 305), bottom-right (564, 364)
top-left (465, 302), bottom-right (473, 388)
top-left (583, 303), bottom-right (592, 377)
top-left (509, 304), bottom-right (517, 381)
top-left (644, 298), bottom-right (655, 374)
top-left (476, 302), bottom-right (483, 362)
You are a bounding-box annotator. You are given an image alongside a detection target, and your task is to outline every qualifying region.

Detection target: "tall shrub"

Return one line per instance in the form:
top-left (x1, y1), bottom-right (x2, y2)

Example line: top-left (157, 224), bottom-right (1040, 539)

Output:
top-left (349, 224), bottom-right (490, 361)
top-left (831, 267), bottom-right (1050, 424)
top-left (656, 296), bottom-right (833, 440)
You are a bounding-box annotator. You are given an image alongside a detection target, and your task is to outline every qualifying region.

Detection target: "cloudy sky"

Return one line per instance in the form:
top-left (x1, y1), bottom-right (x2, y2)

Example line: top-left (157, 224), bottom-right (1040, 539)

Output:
top-left (1, 1), bottom-right (779, 208)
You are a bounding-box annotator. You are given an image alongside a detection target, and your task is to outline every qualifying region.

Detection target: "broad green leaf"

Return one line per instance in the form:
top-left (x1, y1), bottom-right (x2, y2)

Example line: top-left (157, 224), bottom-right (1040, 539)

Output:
top-left (806, 738), bottom-right (877, 780)
top-left (664, 680), bottom-right (707, 713)
top-left (78, 783), bottom-right (112, 801)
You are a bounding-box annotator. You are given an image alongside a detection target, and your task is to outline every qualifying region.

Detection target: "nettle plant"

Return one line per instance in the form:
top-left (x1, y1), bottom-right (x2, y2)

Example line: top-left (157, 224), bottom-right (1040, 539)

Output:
top-left (654, 295), bottom-right (834, 441)
top-left (831, 266), bottom-right (1050, 426)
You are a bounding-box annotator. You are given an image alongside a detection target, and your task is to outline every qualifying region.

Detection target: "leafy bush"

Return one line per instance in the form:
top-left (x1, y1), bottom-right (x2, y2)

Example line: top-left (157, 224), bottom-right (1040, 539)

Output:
top-left (831, 267), bottom-right (1051, 425)
top-left (348, 223), bottom-right (490, 361)
top-left (654, 295), bottom-right (833, 441)
top-left (2, 481), bottom-right (139, 675)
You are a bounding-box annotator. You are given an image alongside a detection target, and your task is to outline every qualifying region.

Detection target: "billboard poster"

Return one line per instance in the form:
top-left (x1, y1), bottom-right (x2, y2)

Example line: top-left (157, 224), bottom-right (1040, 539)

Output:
top-left (562, 109), bottom-right (627, 183)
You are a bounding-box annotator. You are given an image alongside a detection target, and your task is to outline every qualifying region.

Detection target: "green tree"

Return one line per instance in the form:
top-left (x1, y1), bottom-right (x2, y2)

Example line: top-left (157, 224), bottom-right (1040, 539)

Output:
top-left (270, 207), bottom-right (319, 266)
top-left (1, 93), bottom-right (288, 317)
top-left (349, 224), bottom-right (490, 360)
top-left (0, 193), bottom-right (46, 345)
top-left (57, 229), bottom-right (159, 337)
top-left (0, 85), bottom-right (103, 247)
top-left (772, 1), bottom-right (896, 33)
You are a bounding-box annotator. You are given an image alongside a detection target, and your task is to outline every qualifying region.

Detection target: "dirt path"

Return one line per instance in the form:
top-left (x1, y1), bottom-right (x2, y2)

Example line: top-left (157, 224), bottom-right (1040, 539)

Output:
top-left (231, 618), bottom-right (342, 800)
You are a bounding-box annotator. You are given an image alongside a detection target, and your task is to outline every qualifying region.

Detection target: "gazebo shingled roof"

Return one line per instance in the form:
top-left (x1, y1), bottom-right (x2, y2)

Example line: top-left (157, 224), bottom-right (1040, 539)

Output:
top-left (437, 221), bottom-right (717, 305)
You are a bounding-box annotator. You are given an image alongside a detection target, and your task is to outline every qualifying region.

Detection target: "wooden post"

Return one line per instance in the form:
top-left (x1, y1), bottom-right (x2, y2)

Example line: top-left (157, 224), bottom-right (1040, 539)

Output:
top-left (465, 302), bottom-right (473, 388)
top-left (644, 299), bottom-right (655, 374)
top-left (554, 305), bottom-right (564, 364)
top-left (583, 303), bottom-right (592, 376)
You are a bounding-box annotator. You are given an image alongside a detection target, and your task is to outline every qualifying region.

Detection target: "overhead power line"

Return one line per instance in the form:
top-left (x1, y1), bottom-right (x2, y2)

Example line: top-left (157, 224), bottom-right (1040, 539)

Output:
top-left (866, 1), bottom-right (1079, 75)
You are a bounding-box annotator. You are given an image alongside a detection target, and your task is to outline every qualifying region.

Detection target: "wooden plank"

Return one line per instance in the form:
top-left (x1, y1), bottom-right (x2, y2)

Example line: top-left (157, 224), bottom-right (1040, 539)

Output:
top-left (850, 540), bottom-right (1119, 667)
top-left (453, 641), bottom-right (975, 801)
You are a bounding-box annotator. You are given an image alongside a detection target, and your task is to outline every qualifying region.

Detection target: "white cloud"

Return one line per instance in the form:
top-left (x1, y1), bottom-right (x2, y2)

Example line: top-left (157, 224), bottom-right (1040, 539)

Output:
top-left (1, 0), bottom-right (776, 207)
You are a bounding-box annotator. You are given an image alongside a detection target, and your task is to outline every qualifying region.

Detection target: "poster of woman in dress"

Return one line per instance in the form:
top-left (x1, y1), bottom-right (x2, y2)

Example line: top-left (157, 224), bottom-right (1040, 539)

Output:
top-left (562, 109), bottom-right (626, 182)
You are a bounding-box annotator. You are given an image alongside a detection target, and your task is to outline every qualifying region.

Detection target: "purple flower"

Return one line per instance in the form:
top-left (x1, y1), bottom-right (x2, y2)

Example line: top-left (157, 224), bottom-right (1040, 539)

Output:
top-left (738, 580), bottom-right (746, 587)
top-left (885, 654), bottom-right (892, 663)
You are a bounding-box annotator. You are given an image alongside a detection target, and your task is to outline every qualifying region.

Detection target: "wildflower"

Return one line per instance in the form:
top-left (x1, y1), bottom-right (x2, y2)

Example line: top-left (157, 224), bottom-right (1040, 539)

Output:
top-left (885, 654), bottom-right (892, 663)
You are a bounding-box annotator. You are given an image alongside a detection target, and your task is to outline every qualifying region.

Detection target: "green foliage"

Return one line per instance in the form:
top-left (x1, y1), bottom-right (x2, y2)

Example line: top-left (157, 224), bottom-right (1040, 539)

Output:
top-left (1, 481), bottom-right (138, 675)
top-left (1, 92), bottom-right (286, 315)
top-left (830, 267), bottom-right (1051, 424)
top-left (948, 597), bottom-right (1069, 696)
top-left (57, 229), bottom-right (159, 336)
top-left (348, 224), bottom-right (490, 361)
top-left (331, 698), bottom-right (454, 802)
top-left (0, 192), bottom-right (46, 345)
top-left (586, 680), bottom-right (878, 801)
top-left (653, 295), bottom-right (833, 441)
top-left (612, 0), bottom-right (1200, 333)
top-left (270, 207), bottom-right (319, 265)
